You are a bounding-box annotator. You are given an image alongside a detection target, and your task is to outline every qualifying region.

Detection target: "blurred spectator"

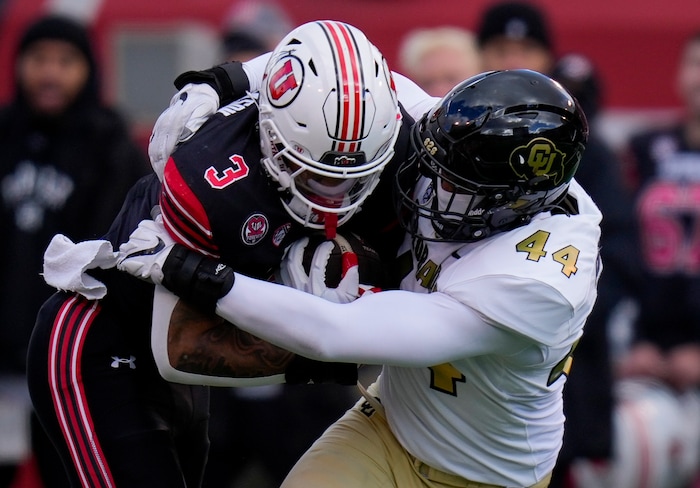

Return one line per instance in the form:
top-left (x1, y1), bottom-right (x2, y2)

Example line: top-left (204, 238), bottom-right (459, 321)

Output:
top-left (477, 0), bottom-right (555, 74)
top-left (475, 3), bottom-right (640, 486)
top-left (222, 29), bottom-right (267, 62)
top-left (551, 52), bottom-right (642, 488)
top-left (552, 53), bottom-right (602, 121)
top-left (223, 0), bottom-right (293, 51)
top-left (607, 29), bottom-right (700, 487)
top-left (397, 26), bottom-right (482, 97)
top-left (0, 14), bottom-right (148, 487)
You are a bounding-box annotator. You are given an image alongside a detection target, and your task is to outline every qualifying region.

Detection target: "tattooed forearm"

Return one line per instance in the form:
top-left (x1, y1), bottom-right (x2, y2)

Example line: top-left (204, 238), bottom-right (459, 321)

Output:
top-left (168, 300), bottom-right (295, 377)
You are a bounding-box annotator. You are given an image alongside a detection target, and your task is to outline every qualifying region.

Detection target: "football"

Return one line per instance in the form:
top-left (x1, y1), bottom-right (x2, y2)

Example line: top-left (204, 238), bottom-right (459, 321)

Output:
top-left (300, 232), bottom-right (385, 289)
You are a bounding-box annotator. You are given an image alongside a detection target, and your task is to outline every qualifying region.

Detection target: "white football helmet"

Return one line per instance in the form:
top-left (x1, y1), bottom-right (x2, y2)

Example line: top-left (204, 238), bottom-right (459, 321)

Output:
top-left (258, 20), bottom-right (402, 232)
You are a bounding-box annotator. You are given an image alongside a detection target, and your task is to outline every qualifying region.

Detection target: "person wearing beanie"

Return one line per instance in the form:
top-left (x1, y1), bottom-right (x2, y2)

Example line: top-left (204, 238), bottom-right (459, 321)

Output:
top-left (476, 4), bottom-right (640, 488)
top-left (477, 1), bottom-right (555, 74)
top-left (0, 14), bottom-right (148, 488)
top-left (552, 53), bottom-right (601, 118)
top-left (15, 14), bottom-right (100, 116)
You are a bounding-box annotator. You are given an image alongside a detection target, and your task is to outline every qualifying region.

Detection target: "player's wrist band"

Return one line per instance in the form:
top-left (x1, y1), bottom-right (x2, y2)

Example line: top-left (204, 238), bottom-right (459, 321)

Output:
top-left (174, 61), bottom-right (250, 106)
top-left (161, 244), bottom-right (235, 314)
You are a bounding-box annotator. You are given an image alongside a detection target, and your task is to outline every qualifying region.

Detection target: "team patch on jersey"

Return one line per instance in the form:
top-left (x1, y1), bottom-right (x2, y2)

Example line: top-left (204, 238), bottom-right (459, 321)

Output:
top-left (241, 213), bottom-right (269, 245)
top-left (266, 54), bottom-right (304, 108)
top-left (271, 223), bottom-right (292, 247)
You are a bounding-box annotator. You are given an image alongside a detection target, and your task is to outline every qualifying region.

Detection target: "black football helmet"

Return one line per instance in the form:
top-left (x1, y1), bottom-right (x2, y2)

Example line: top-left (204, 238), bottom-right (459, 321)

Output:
top-left (395, 69), bottom-right (588, 242)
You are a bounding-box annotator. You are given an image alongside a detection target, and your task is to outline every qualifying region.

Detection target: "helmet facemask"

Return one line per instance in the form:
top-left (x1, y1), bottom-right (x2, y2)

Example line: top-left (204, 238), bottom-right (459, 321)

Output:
top-left (259, 113), bottom-right (393, 229)
top-left (408, 142), bottom-right (549, 241)
top-left (395, 70), bottom-right (587, 243)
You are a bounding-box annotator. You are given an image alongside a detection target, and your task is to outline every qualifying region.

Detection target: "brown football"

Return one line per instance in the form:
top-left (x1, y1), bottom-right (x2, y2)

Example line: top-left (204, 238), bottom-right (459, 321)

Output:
top-left (300, 232), bottom-right (385, 289)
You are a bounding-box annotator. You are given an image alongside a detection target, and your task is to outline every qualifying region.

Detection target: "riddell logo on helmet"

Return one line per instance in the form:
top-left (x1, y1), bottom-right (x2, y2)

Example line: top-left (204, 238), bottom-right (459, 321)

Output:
top-left (267, 54), bottom-right (304, 108)
top-left (334, 155), bottom-right (356, 166)
top-left (509, 138), bottom-right (566, 184)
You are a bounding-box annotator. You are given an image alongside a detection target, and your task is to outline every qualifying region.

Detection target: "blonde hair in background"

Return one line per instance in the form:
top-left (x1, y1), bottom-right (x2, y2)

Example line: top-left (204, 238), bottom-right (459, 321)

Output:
top-left (398, 26), bottom-right (482, 96)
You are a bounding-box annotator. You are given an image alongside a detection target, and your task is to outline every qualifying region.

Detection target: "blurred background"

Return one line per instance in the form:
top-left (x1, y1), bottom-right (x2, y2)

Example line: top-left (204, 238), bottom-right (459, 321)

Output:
top-left (1, 0), bottom-right (699, 151)
top-left (2, 1), bottom-right (700, 488)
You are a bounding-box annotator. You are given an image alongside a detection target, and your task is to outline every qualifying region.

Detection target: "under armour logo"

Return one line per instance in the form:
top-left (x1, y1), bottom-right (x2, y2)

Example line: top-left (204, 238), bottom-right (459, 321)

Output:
top-left (215, 263), bottom-right (227, 275)
top-left (111, 356), bottom-right (136, 369)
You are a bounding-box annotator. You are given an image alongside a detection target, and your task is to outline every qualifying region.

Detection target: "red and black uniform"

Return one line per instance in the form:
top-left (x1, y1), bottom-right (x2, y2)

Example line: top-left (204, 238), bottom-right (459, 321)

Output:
top-left (626, 126), bottom-right (700, 349)
top-left (27, 98), bottom-right (413, 487)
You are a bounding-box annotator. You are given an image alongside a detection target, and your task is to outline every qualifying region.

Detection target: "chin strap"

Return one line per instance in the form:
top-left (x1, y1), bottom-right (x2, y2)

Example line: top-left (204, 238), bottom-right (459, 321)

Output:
top-left (324, 213), bottom-right (338, 240)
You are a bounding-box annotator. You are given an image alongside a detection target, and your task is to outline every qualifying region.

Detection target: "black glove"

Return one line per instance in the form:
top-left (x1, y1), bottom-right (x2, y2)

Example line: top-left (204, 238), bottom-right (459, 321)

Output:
top-left (174, 61), bottom-right (250, 106)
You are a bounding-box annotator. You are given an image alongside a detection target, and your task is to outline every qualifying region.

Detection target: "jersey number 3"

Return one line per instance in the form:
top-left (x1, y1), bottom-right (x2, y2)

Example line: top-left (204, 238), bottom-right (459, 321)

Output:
top-left (204, 154), bottom-right (250, 189)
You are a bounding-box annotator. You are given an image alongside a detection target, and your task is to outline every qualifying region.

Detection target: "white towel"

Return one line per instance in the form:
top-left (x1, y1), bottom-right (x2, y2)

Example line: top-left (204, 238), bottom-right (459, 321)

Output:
top-left (42, 234), bottom-right (119, 300)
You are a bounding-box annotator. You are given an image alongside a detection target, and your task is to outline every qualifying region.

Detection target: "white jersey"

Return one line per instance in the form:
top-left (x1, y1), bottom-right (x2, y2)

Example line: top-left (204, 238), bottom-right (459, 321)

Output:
top-left (380, 178), bottom-right (601, 486)
top-left (210, 59), bottom-right (603, 485)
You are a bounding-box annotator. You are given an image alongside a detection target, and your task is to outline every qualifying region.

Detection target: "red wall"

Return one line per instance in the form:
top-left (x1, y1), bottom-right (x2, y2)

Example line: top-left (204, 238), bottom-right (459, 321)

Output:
top-left (273, 0), bottom-right (700, 111)
top-left (2, 0), bottom-right (699, 111)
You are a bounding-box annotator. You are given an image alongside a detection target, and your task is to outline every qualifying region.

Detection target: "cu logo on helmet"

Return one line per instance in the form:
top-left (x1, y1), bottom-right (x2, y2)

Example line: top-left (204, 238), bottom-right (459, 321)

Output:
top-left (267, 55), bottom-right (304, 108)
top-left (510, 137), bottom-right (566, 184)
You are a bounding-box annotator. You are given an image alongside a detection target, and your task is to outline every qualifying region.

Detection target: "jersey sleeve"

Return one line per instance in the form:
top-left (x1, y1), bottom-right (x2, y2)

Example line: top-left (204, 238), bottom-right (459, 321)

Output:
top-left (159, 157), bottom-right (220, 257)
top-left (101, 173), bottom-right (161, 247)
top-left (241, 53), bottom-right (272, 93)
top-left (214, 276), bottom-right (529, 367)
top-left (438, 186), bottom-right (602, 347)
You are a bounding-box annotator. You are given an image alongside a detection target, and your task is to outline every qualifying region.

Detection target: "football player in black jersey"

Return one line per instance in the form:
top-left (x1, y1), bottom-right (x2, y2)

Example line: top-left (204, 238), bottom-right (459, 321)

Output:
top-left (27, 20), bottom-right (413, 488)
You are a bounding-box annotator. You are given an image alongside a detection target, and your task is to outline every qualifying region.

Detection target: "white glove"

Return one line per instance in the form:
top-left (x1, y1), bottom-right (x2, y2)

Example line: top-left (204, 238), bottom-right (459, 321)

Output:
top-left (148, 83), bottom-right (219, 180)
top-left (117, 216), bottom-right (176, 284)
top-left (279, 237), bottom-right (360, 304)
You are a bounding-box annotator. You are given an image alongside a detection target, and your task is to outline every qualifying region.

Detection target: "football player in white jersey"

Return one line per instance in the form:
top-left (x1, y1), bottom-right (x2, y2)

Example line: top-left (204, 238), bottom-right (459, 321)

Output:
top-left (118, 70), bottom-right (601, 488)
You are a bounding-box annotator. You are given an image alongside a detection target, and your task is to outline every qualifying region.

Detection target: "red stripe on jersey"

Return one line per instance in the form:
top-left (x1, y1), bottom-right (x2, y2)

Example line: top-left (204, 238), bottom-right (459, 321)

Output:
top-left (159, 190), bottom-right (218, 256)
top-left (48, 296), bottom-right (115, 488)
top-left (320, 21), bottom-right (363, 154)
top-left (161, 158), bottom-right (219, 257)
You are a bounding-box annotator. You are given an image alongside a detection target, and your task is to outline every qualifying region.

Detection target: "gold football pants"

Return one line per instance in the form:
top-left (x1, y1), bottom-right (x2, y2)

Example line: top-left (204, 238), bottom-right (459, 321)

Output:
top-left (281, 381), bottom-right (551, 488)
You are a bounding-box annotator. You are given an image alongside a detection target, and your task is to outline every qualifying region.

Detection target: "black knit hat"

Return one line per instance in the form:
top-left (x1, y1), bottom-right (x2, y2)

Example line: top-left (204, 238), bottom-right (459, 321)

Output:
top-left (15, 15), bottom-right (99, 108)
top-left (477, 2), bottom-right (552, 50)
top-left (18, 15), bottom-right (95, 67)
top-left (552, 53), bottom-right (601, 120)
top-left (223, 30), bottom-right (267, 58)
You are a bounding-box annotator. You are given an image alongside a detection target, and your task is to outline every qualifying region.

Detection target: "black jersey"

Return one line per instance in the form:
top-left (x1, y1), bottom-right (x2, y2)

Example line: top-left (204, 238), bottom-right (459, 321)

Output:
top-left (627, 125), bottom-right (700, 347)
top-left (28, 173), bottom-right (210, 488)
top-left (159, 96), bottom-right (414, 280)
top-left (28, 95), bottom-right (414, 487)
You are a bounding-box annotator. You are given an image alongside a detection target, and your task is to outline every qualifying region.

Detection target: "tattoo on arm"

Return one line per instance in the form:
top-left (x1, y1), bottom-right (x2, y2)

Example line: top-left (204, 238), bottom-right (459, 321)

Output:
top-left (168, 300), bottom-right (295, 377)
